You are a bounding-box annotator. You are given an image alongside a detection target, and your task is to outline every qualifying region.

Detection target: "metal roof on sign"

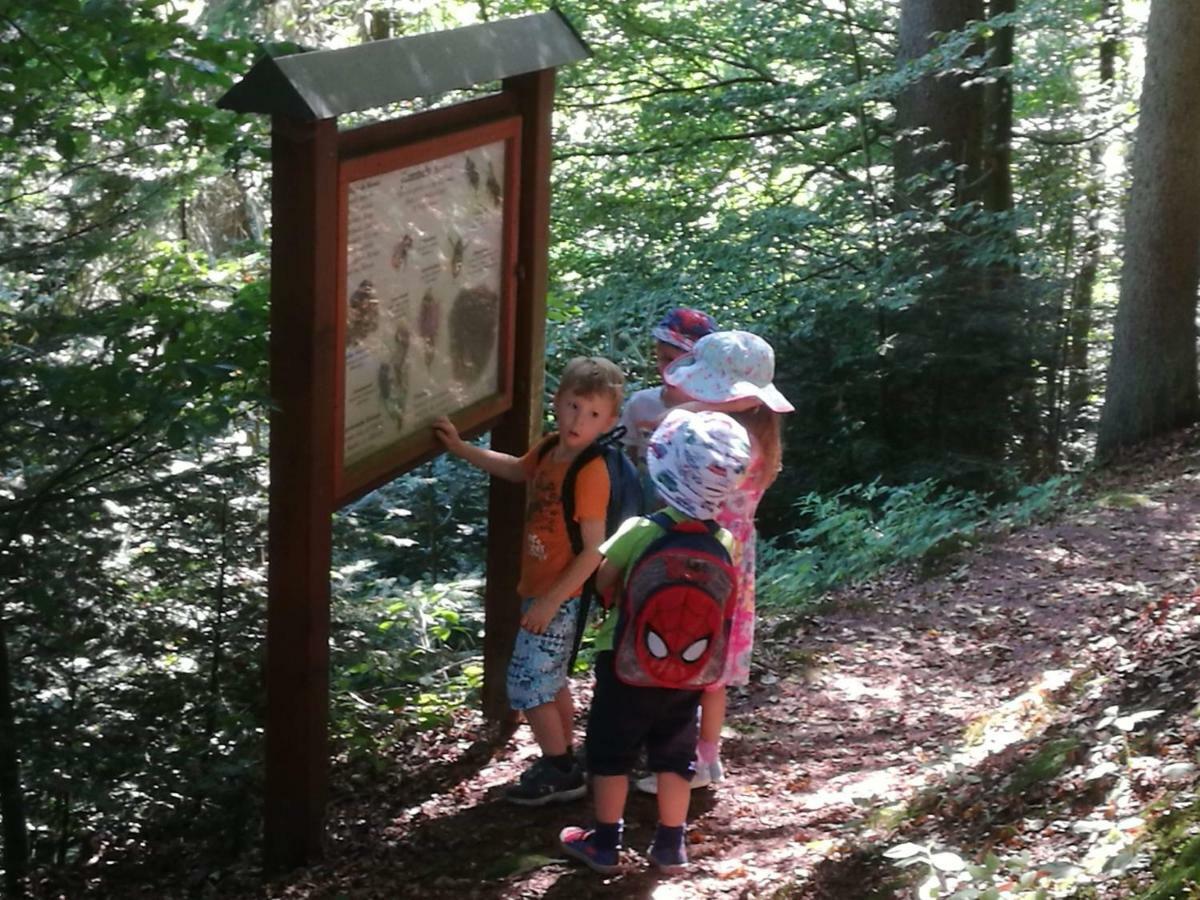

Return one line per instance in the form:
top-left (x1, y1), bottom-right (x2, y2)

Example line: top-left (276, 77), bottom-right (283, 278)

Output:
top-left (217, 9), bottom-right (590, 120)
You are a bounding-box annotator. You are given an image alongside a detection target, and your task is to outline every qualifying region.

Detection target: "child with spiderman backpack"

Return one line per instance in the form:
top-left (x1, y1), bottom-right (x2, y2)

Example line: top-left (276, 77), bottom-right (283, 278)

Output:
top-left (637, 330), bottom-right (793, 796)
top-left (433, 356), bottom-right (635, 805)
top-left (559, 408), bottom-right (752, 874)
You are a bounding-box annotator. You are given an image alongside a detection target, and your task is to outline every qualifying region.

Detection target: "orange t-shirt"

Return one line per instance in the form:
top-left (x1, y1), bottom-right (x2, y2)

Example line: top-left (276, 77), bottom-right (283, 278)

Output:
top-left (516, 434), bottom-right (611, 599)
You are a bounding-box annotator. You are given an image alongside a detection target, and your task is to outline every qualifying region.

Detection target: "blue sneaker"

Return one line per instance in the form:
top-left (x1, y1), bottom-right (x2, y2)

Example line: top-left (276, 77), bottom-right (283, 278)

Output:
top-left (560, 826), bottom-right (620, 874)
top-left (647, 839), bottom-right (688, 874)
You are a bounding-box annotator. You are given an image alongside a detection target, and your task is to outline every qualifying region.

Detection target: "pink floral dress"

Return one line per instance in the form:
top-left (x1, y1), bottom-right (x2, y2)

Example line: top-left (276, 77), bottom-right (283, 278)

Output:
top-left (713, 456), bottom-right (766, 687)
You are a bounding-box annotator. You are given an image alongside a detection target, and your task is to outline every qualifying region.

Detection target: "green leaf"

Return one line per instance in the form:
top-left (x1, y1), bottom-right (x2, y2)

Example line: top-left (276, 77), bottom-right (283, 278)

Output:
top-left (55, 130), bottom-right (76, 161)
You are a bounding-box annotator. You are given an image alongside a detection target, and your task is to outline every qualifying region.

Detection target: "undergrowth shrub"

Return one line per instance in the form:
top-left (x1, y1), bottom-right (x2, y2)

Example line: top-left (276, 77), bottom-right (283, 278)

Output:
top-left (328, 452), bottom-right (491, 757)
top-left (758, 475), bottom-right (1074, 610)
top-left (330, 575), bottom-right (486, 760)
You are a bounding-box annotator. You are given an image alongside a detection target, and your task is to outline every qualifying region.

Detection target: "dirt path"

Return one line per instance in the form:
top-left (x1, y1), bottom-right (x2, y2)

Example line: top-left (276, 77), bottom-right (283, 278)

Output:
top-left (264, 430), bottom-right (1200, 899)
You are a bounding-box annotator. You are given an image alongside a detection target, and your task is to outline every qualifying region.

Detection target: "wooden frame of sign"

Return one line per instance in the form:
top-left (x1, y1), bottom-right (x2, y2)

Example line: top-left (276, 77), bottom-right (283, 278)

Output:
top-left (217, 10), bottom-right (588, 871)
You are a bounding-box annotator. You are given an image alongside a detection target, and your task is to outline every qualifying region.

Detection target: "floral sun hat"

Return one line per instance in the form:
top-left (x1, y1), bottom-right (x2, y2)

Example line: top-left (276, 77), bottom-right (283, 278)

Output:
top-left (647, 409), bottom-right (752, 520)
top-left (663, 330), bottom-right (794, 414)
top-left (651, 307), bottom-right (718, 352)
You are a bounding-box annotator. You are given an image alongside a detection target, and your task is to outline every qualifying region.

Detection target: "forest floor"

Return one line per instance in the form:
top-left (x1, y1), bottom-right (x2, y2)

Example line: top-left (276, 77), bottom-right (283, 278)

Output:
top-left (218, 426), bottom-right (1200, 899)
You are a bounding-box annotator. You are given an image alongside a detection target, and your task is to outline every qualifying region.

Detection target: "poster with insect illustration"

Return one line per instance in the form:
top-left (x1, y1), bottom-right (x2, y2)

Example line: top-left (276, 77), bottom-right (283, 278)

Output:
top-left (335, 117), bottom-right (520, 501)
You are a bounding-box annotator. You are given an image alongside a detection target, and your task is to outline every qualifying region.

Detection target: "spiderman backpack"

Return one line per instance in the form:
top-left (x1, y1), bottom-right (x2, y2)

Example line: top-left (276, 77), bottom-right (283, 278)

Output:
top-left (613, 511), bottom-right (739, 690)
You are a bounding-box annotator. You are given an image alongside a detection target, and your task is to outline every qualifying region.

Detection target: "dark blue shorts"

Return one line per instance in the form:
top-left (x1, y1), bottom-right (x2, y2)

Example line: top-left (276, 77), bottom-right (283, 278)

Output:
top-left (585, 651), bottom-right (701, 779)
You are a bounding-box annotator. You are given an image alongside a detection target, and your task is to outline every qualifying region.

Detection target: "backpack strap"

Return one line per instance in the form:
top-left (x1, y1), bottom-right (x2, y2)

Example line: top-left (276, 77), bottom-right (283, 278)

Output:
top-left (600, 424), bottom-right (627, 447)
top-left (560, 437), bottom-right (607, 674)
top-left (536, 432), bottom-right (559, 462)
top-left (647, 510), bottom-right (675, 532)
top-left (561, 443), bottom-right (603, 556)
top-left (566, 429), bottom-right (633, 676)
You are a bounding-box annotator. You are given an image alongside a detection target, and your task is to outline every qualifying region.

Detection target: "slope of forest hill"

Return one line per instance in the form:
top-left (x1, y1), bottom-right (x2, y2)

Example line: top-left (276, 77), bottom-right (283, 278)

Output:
top-left (93, 424), bottom-right (1200, 899)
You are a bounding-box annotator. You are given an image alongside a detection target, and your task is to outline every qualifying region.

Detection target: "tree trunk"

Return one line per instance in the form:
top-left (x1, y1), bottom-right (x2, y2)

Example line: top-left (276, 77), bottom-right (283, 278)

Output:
top-left (894, 0), bottom-right (986, 204)
top-left (1066, 0), bottom-right (1119, 427)
top-left (981, 0), bottom-right (1015, 216)
top-left (0, 609), bottom-right (30, 898)
top-left (1096, 0), bottom-right (1200, 458)
top-left (891, 0), bottom-right (1025, 486)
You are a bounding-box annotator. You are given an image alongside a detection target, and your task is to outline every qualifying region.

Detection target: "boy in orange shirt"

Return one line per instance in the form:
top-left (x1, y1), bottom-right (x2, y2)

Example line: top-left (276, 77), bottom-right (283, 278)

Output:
top-left (433, 356), bottom-right (624, 804)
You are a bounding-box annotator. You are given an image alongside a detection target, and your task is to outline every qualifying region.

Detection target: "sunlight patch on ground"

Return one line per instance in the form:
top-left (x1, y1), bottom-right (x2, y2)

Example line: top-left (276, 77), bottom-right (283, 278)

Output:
top-left (828, 672), bottom-right (901, 703)
top-left (806, 766), bottom-right (918, 811)
top-left (950, 668), bottom-right (1075, 767)
top-left (1026, 543), bottom-right (1091, 566)
top-left (651, 881), bottom-right (696, 899)
top-left (792, 669), bottom-right (1082, 828)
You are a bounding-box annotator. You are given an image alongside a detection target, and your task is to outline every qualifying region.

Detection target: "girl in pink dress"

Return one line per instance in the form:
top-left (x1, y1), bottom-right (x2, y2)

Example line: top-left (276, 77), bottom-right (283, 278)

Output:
top-left (637, 330), bottom-right (792, 792)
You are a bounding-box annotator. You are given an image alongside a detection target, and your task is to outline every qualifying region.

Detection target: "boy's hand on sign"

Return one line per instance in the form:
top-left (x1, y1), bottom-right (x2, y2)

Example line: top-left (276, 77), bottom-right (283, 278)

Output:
top-left (432, 416), bottom-right (463, 452)
top-left (521, 596), bottom-right (558, 634)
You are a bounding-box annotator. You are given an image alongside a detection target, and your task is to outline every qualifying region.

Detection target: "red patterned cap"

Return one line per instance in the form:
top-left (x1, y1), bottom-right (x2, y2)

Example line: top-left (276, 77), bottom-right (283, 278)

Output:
top-left (651, 307), bottom-right (718, 352)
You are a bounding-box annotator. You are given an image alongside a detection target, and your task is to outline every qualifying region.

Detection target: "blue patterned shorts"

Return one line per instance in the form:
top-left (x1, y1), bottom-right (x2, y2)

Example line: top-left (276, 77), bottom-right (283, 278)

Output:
top-left (506, 596), bottom-right (580, 711)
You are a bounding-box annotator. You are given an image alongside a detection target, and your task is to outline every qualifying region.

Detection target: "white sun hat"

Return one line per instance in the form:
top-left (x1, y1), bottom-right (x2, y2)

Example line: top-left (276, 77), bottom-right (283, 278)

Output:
top-left (664, 330), bottom-right (794, 414)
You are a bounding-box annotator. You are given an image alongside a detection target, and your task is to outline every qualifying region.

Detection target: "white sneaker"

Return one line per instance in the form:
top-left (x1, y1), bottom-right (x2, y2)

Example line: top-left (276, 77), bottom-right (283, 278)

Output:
top-left (635, 761), bottom-right (719, 795)
top-left (708, 756), bottom-right (725, 782)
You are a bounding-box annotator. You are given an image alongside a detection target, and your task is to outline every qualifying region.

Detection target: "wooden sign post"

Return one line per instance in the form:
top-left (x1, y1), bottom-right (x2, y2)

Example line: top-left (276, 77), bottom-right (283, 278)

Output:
top-left (218, 12), bottom-right (589, 871)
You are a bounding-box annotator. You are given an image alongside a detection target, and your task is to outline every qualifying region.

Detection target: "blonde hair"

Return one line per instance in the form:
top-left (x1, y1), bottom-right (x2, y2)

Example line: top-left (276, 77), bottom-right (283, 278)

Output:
top-left (734, 404), bottom-right (782, 490)
top-left (556, 356), bottom-right (625, 415)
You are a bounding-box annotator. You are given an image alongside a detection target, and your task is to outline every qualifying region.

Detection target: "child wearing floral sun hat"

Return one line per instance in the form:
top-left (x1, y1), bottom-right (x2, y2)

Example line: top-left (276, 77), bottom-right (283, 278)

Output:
top-left (636, 330), bottom-right (793, 796)
top-left (559, 409), bottom-right (751, 875)
top-left (618, 307), bottom-right (718, 506)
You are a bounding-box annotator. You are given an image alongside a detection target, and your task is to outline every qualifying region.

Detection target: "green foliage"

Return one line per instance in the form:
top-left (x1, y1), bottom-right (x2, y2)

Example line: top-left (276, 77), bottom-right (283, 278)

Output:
top-left (6, 442), bottom-right (271, 866)
top-left (758, 480), bottom-right (983, 608)
top-left (331, 576), bottom-right (485, 749)
top-left (325, 454), bottom-right (493, 757)
top-left (329, 455), bottom-right (491, 749)
top-left (1139, 802), bottom-right (1200, 900)
top-left (758, 476), bottom-right (1074, 609)
top-left (333, 453), bottom-right (491, 584)
top-left (1, 1), bottom-right (259, 282)
top-left (1, 0), bottom-right (270, 876)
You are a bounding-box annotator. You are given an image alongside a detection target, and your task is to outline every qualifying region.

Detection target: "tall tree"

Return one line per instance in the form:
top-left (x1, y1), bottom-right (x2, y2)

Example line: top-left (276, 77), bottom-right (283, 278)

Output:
top-left (888, 0), bottom-right (1027, 485)
top-left (981, 0), bottom-right (1015, 216)
top-left (893, 0), bottom-right (985, 203)
top-left (1065, 0), bottom-right (1120, 433)
top-left (0, 614), bottom-right (28, 896)
top-left (1096, 0), bottom-right (1200, 457)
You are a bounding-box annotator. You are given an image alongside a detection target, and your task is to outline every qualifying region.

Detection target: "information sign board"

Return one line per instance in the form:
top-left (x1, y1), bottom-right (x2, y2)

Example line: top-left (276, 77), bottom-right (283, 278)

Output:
top-left (335, 117), bottom-right (521, 501)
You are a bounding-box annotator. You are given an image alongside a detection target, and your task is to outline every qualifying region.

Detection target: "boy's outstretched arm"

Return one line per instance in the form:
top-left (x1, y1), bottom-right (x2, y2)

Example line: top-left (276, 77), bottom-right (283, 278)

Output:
top-left (432, 416), bottom-right (526, 483)
top-left (521, 517), bottom-right (606, 634)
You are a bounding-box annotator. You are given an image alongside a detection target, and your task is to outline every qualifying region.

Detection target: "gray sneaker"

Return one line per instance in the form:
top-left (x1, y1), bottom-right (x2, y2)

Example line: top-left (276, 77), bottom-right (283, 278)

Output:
top-left (505, 758), bottom-right (587, 806)
top-left (635, 759), bottom-right (721, 795)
